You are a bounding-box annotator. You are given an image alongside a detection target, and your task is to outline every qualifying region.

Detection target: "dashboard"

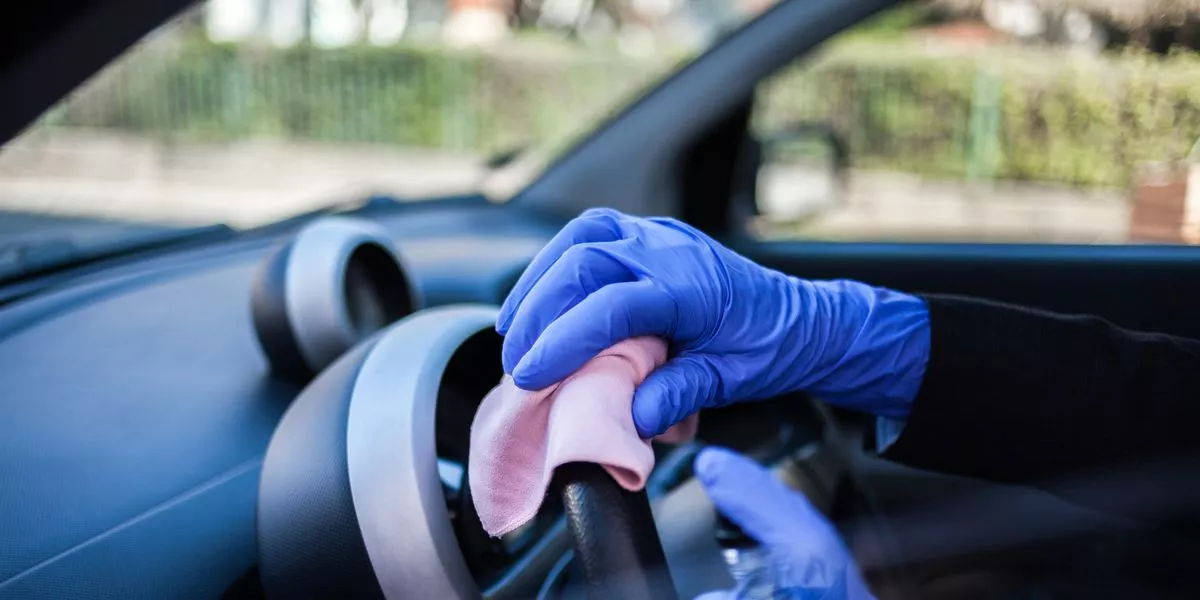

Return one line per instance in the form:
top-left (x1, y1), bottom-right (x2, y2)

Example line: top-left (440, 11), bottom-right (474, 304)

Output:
top-left (0, 198), bottom-right (561, 598)
top-left (9, 194), bottom-right (1176, 599)
top-left (0, 197), bottom-right (859, 599)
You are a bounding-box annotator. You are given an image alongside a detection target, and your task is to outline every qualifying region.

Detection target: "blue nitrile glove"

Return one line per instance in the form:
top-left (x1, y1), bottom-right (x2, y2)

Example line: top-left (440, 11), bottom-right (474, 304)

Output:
top-left (694, 447), bottom-right (876, 600)
top-left (497, 208), bottom-right (930, 438)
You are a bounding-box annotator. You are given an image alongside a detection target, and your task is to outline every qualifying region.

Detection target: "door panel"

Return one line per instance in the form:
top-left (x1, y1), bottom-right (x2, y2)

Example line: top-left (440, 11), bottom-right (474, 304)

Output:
top-left (736, 240), bottom-right (1200, 339)
top-left (733, 238), bottom-right (1200, 596)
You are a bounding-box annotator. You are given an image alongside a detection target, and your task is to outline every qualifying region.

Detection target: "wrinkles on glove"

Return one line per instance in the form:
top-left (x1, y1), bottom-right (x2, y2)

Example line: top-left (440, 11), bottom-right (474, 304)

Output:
top-left (496, 208), bottom-right (932, 441)
top-left (781, 279), bottom-right (931, 420)
top-left (468, 336), bottom-right (698, 537)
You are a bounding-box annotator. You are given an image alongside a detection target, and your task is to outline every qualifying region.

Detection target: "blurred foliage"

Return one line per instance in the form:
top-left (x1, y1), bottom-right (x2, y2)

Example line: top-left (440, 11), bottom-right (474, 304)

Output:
top-left (757, 43), bottom-right (1200, 187)
top-left (46, 34), bottom-right (663, 156)
top-left (42, 33), bottom-right (1200, 188)
top-left (835, 4), bottom-right (930, 43)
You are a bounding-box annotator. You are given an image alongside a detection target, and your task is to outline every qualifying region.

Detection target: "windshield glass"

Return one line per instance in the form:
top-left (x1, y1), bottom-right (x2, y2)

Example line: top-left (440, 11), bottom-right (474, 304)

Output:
top-left (0, 0), bottom-right (764, 232)
top-left (4, 1), bottom-right (1194, 248)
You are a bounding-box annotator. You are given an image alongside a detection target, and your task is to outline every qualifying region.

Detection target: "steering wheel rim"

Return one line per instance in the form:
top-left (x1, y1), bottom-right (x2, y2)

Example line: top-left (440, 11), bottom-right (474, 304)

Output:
top-left (553, 462), bottom-right (679, 599)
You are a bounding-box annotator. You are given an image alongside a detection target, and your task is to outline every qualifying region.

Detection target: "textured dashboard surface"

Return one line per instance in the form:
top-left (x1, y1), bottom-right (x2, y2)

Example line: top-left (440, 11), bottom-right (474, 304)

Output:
top-left (0, 255), bottom-right (293, 598)
top-left (0, 200), bottom-right (559, 598)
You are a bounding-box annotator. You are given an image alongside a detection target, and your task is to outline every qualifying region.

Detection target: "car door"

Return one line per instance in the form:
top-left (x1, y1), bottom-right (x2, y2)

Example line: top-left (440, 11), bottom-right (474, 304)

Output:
top-left (508, 0), bottom-right (1200, 594)
top-left (716, 14), bottom-right (1200, 596)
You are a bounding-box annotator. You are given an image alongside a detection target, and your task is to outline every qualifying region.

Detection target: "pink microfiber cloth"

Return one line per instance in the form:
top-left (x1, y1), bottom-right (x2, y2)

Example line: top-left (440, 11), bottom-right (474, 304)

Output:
top-left (468, 336), bottom-right (698, 537)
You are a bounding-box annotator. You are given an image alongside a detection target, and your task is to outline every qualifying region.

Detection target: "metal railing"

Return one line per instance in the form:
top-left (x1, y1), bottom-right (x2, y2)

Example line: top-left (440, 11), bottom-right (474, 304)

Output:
top-left (36, 31), bottom-right (1200, 188)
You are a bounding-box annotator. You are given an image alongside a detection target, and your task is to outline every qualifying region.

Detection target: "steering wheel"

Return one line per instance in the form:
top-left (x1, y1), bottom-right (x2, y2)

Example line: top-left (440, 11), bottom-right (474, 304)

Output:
top-left (552, 462), bottom-right (678, 598)
top-left (255, 305), bottom-right (906, 599)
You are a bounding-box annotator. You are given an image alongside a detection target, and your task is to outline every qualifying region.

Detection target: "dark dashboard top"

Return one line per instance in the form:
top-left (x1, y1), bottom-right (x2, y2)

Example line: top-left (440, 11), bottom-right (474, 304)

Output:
top-left (0, 199), bottom-right (561, 598)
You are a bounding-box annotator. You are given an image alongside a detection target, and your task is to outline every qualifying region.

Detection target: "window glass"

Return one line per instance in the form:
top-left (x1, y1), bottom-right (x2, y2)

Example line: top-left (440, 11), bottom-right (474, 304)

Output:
top-left (750, 2), bottom-right (1200, 245)
top-left (0, 0), bottom-right (764, 229)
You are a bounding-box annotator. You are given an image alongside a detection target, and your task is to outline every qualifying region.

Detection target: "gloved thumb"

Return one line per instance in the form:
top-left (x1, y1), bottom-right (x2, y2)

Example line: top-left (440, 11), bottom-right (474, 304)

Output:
top-left (633, 353), bottom-right (721, 438)
top-left (694, 448), bottom-right (877, 600)
top-left (693, 447), bottom-right (827, 549)
top-left (692, 592), bottom-right (735, 600)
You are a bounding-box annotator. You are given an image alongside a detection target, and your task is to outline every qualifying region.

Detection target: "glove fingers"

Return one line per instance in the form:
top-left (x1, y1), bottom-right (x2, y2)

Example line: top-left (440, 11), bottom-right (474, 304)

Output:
top-left (694, 447), bottom-right (831, 549)
top-left (632, 353), bottom-right (721, 438)
top-left (498, 207), bottom-right (626, 334)
top-left (697, 448), bottom-right (875, 600)
top-left (501, 240), bottom-right (636, 375)
top-left (512, 280), bottom-right (676, 390)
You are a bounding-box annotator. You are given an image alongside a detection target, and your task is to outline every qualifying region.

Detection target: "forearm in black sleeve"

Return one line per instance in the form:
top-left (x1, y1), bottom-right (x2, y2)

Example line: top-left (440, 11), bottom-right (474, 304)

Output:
top-left (882, 294), bottom-right (1200, 486)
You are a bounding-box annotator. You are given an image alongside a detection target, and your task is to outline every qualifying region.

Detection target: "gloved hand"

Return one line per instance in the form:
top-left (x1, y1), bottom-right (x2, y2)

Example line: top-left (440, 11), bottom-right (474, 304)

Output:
top-left (497, 208), bottom-right (930, 438)
top-left (694, 447), bottom-right (876, 600)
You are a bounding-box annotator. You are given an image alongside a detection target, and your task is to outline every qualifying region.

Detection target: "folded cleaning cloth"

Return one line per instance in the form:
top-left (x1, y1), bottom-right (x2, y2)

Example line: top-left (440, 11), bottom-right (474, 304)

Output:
top-left (468, 336), bottom-right (699, 537)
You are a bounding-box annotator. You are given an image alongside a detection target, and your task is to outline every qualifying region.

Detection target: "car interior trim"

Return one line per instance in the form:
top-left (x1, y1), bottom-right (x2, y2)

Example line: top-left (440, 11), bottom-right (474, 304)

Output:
top-left (346, 304), bottom-right (497, 600)
top-left (252, 216), bottom-right (421, 379)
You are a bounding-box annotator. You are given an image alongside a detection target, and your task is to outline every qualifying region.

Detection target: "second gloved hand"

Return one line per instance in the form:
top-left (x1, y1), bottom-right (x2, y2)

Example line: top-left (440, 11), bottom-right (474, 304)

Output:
top-left (498, 208), bottom-right (930, 437)
top-left (694, 448), bottom-right (876, 600)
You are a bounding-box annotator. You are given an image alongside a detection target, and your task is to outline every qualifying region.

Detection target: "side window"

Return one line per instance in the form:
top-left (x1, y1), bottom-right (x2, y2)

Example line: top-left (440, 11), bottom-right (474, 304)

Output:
top-left (749, 3), bottom-right (1200, 245)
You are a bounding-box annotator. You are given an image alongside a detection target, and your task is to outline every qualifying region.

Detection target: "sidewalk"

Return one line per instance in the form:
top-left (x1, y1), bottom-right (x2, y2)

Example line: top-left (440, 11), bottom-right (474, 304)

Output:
top-left (802, 170), bottom-right (1128, 243)
top-left (0, 129), bottom-right (1130, 242)
top-left (0, 130), bottom-right (486, 227)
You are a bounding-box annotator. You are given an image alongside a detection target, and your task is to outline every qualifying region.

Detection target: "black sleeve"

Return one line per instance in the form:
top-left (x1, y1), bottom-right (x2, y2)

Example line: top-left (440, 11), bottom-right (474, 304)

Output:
top-left (883, 295), bottom-right (1200, 490)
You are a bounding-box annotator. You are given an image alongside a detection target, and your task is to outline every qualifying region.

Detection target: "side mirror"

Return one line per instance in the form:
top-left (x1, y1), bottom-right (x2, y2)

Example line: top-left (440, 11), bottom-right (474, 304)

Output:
top-left (754, 121), bottom-right (848, 224)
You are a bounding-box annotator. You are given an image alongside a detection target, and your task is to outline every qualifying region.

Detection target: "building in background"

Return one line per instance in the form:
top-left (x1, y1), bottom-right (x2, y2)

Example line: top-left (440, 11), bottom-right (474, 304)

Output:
top-left (938, 0), bottom-right (1200, 52)
top-left (205, 0), bottom-right (447, 47)
top-left (201, 0), bottom-right (762, 51)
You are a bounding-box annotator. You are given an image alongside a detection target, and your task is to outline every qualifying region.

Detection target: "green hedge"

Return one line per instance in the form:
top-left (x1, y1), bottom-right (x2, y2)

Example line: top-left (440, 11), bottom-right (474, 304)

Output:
top-left (50, 37), bottom-right (665, 154)
top-left (758, 45), bottom-right (1200, 187)
top-left (45, 36), bottom-right (1200, 188)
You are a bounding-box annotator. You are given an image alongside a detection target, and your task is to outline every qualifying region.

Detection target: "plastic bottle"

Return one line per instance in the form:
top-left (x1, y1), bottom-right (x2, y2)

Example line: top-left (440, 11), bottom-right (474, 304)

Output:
top-left (715, 511), bottom-right (778, 600)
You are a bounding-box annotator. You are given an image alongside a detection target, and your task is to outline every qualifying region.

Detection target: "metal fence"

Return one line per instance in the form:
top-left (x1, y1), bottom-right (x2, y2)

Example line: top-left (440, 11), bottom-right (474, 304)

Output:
top-left (39, 32), bottom-right (1200, 188)
top-left (44, 33), bottom-right (668, 155)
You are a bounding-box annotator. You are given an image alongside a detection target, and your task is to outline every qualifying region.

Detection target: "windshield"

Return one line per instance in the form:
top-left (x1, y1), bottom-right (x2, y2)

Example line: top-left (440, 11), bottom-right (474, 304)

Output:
top-left (0, 0), bottom-right (763, 234)
top-left (4, 1), bottom-right (1199, 249)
